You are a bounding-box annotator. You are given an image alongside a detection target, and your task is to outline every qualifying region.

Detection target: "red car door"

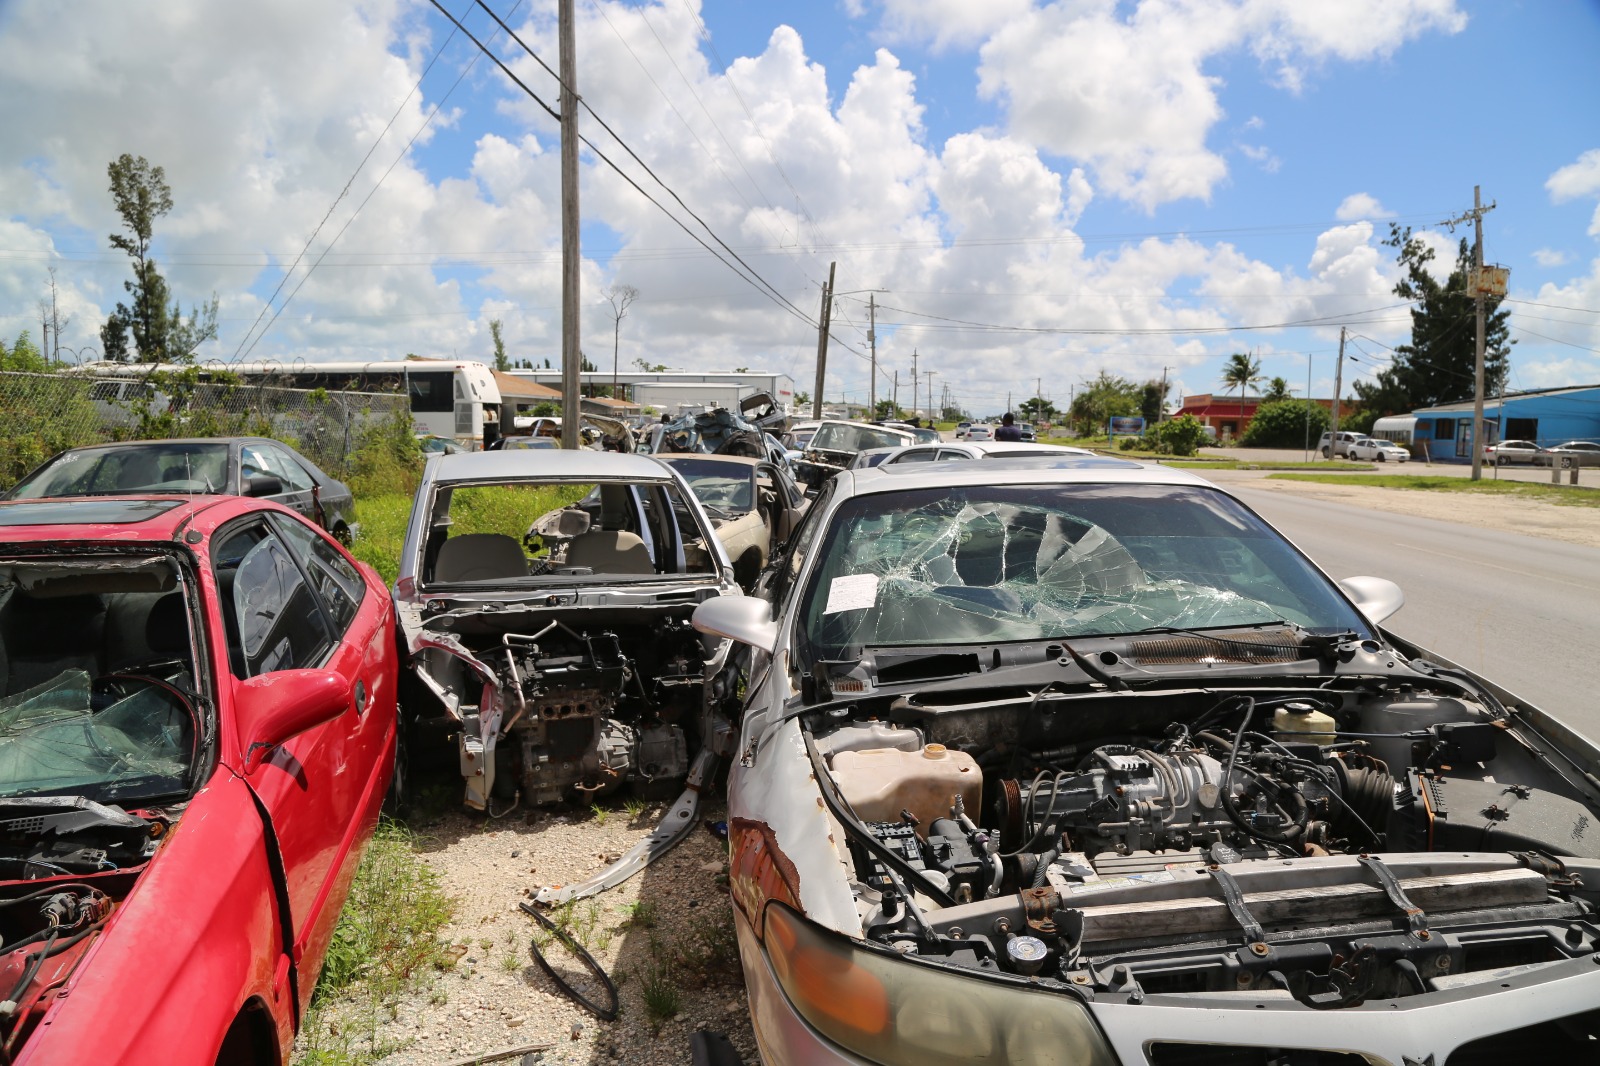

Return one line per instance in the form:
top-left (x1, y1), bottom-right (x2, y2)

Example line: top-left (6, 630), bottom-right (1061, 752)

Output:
top-left (209, 510), bottom-right (396, 1016)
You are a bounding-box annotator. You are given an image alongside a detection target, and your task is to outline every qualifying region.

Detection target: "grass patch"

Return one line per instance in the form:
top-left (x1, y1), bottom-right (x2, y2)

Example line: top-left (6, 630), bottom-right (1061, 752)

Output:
top-left (295, 821), bottom-right (456, 1065)
top-left (1266, 473), bottom-right (1600, 507)
top-left (347, 493), bottom-right (412, 586)
top-left (1166, 459), bottom-right (1377, 471)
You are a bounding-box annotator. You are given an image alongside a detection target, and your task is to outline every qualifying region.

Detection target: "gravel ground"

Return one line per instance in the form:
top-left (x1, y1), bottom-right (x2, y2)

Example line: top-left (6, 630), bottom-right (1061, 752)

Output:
top-left (347, 790), bottom-right (757, 1066)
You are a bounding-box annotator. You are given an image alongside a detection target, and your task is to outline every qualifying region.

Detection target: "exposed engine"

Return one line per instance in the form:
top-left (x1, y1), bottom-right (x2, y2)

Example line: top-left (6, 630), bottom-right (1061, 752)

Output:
top-left (413, 610), bottom-right (726, 809)
top-left (813, 680), bottom-right (1600, 1008)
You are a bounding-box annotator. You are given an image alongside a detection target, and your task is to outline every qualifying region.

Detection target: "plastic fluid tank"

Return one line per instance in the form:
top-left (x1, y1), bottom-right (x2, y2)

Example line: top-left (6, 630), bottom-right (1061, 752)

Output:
top-left (829, 744), bottom-right (982, 836)
top-left (1272, 703), bottom-right (1337, 746)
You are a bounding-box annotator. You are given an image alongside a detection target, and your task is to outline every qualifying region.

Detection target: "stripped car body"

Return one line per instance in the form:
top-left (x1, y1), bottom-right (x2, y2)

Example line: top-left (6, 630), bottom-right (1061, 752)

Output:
top-left (659, 454), bottom-right (809, 591)
top-left (395, 452), bottom-right (742, 850)
top-left (0, 494), bottom-right (396, 1065)
top-left (793, 420), bottom-right (916, 491)
top-left (695, 457), bottom-right (1600, 1065)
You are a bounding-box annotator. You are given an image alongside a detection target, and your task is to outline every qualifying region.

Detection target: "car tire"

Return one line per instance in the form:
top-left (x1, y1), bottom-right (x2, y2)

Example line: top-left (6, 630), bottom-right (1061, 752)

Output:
top-left (1321, 447), bottom-right (1330, 458)
top-left (1496, 455), bottom-right (1506, 467)
top-left (1376, 453), bottom-right (1385, 462)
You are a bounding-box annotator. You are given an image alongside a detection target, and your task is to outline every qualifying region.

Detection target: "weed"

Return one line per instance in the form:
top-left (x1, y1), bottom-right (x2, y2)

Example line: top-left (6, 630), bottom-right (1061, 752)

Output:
top-left (590, 803), bottom-right (609, 826)
top-left (621, 797), bottom-right (650, 821)
top-left (620, 900), bottom-right (658, 929)
top-left (500, 954), bottom-right (522, 973)
top-left (639, 958), bottom-right (682, 1028)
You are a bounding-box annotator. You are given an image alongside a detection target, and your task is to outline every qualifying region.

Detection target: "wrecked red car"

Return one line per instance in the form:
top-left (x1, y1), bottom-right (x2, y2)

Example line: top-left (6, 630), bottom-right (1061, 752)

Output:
top-left (0, 494), bottom-right (397, 1064)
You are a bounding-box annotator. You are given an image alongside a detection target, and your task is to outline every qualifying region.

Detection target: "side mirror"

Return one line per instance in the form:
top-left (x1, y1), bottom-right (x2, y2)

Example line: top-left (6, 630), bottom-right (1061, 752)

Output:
top-left (244, 474), bottom-right (284, 498)
top-left (1338, 576), bottom-right (1405, 626)
top-left (234, 669), bottom-right (351, 771)
top-left (693, 594), bottom-right (779, 653)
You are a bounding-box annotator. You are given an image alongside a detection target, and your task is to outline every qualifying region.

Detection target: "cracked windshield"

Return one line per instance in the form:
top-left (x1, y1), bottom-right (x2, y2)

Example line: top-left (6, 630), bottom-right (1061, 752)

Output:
top-left (0, 558), bottom-right (197, 802)
top-left (805, 483), bottom-right (1370, 652)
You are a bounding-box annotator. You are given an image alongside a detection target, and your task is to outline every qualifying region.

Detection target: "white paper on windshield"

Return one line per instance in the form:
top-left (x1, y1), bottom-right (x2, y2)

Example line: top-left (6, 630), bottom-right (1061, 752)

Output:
top-left (824, 573), bottom-right (879, 614)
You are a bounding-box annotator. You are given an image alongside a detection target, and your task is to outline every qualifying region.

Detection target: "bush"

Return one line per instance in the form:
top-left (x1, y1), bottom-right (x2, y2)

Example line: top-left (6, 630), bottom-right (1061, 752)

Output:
top-left (1147, 415), bottom-right (1209, 457)
top-left (1241, 400), bottom-right (1330, 449)
top-left (345, 409), bottom-right (425, 499)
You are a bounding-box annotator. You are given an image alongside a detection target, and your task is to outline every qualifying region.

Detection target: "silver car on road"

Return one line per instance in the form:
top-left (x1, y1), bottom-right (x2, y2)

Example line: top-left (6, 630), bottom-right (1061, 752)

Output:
top-left (692, 455), bottom-right (1600, 1065)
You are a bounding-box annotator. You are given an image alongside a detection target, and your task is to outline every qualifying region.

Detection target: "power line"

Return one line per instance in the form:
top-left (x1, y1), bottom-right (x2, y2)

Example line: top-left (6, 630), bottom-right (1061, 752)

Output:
top-left (237, 1), bottom-right (528, 360)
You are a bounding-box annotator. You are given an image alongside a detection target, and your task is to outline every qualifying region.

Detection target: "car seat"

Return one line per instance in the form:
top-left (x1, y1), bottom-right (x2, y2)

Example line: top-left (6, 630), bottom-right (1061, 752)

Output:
top-left (433, 533), bottom-right (528, 582)
top-left (564, 531), bottom-right (654, 575)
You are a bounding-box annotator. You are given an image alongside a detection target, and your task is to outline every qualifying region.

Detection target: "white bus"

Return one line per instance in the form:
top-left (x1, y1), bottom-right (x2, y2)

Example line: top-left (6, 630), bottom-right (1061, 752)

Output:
top-left (71, 360), bottom-right (503, 446)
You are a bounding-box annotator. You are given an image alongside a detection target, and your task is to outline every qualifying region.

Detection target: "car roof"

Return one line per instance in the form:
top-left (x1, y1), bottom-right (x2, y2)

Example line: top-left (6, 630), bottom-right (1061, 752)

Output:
top-left (839, 454), bottom-right (1203, 496)
top-left (0, 493), bottom-right (258, 541)
top-left (658, 453), bottom-right (764, 469)
top-left (428, 449), bottom-right (674, 482)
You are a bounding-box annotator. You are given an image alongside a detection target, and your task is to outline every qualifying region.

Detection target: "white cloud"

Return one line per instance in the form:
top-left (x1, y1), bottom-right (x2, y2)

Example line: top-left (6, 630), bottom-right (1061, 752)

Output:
top-left (1238, 143), bottom-right (1281, 173)
top-left (1532, 248), bottom-right (1572, 268)
top-left (877, 0), bottom-right (1033, 53)
top-left (959, 0), bottom-right (1464, 210)
top-left (1546, 149), bottom-right (1600, 238)
top-left (1335, 193), bottom-right (1392, 221)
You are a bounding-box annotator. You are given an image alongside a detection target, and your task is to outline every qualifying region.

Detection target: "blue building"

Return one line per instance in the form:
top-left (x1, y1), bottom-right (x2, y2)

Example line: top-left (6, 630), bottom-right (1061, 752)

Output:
top-left (1393, 385), bottom-right (1600, 462)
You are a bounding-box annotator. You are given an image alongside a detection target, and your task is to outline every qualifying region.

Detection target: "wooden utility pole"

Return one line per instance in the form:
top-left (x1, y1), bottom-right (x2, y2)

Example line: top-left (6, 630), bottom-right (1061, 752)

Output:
top-left (811, 262), bottom-right (835, 420)
top-left (892, 370), bottom-right (899, 412)
top-left (867, 294), bottom-right (877, 415)
top-left (1471, 185), bottom-right (1488, 481)
top-left (558, 0), bottom-right (581, 448)
top-left (1330, 327), bottom-right (1346, 444)
top-left (924, 371), bottom-right (937, 421)
top-left (910, 349), bottom-right (920, 421)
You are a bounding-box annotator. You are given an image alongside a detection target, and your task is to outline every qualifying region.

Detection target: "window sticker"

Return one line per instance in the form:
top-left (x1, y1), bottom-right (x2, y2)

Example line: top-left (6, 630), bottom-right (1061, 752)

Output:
top-left (824, 573), bottom-right (879, 614)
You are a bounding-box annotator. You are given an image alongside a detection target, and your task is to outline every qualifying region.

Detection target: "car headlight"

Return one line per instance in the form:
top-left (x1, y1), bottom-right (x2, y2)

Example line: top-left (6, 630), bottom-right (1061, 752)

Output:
top-left (763, 904), bottom-right (1119, 1066)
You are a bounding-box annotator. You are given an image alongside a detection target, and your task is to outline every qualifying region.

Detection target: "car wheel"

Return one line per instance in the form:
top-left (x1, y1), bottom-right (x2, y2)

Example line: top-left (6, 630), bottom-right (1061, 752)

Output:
top-left (382, 715), bottom-right (409, 820)
top-left (1376, 453), bottom-right (1385, 462)
top-left (1496, 455), bottom-right (1506, 466)
top-left (1321, 447), bottom-right (1330, 458)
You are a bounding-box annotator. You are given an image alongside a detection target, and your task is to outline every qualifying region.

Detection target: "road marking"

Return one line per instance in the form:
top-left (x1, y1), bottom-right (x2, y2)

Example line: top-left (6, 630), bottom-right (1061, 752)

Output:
top-left (1393, 541), bottom-right (1600, 592)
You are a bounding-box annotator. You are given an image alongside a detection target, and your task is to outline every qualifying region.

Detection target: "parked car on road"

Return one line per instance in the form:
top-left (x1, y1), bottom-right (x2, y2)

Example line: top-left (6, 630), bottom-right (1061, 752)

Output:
top-left (659, 454), bottom-right (808, 590)
top-left (1541, 440), bottom-right (1600, 467)
top-left (966, 423), bottom-right (994, 441)
top-left (1484, 439), bottom-right (1546, 465)
top-left (871, 440), bottom-right (1096, 465)
top-left (691, 455), bottom-right (1600, 1065)
top-left (1349, 437), bottom-right (1411, 463)
top-left (0, 493), bottom-right (397, 1065)
top-left (4, 437), bottom-right (356, 542)
top-left (1017, 421), bottom-right (1037, 442)
top-left (954, 421), bottom-right (972, 439)
top-left (1317, 430), bottom-right (1364, 458)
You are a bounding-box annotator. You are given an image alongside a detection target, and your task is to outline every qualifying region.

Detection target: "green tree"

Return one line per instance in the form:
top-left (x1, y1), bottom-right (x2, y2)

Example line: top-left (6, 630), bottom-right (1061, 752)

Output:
top-left (1148, 414), bottom-right (1209, 457)
top-left (1018, 396), bottom-right (1058, 422)
top-left (1352, 225), bottom-right (1512, 416)
top-left (1139, 379), bottom-right (1169, 423)
top-left (1220, 353), bottom-right (1262, 425)
top-left (873, 399), bottom-right (902, 421)
top-left (99, 154), bottom-right (218, 362)
top-left (1069, 371), bottom-right (1140, 434)
top-left (941, 405), bottom-right (964, 423)
top-left (490, 319), bottom-right (509, 372)
top-left (1262, 376), bottom-right (1292, 403)
top-left (1241, 399), bottom-right (1330, 449)
top-left (633, 357), bottom-right (667, 373)
top-left (0, 330), bottom-right (48, 372)
top-left (794, 391), bottom-right (810, 409)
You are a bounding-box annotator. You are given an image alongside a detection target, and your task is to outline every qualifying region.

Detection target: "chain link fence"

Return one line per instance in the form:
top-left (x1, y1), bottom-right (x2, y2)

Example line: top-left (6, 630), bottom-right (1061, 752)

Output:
top-left (0, 370), bottom-right (411, 491)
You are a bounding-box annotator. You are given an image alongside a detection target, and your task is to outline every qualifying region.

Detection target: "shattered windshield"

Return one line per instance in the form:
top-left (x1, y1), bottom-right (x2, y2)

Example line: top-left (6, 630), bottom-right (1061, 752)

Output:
top-left (9, 442), bottom-right (230, 498)
top-left (663, 459), bottom-right (755, 513)
top-left (0, 557), bottom-right (198, 802)
top-left (810, 423), bottom-right (913, 454)
top-left (801, 483), bottom-right (1371, 655)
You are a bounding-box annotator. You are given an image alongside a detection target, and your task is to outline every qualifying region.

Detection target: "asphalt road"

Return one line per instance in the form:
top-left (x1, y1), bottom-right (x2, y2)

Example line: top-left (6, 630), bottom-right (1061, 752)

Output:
top-left (1213, 475), bottom-right (1600, 742)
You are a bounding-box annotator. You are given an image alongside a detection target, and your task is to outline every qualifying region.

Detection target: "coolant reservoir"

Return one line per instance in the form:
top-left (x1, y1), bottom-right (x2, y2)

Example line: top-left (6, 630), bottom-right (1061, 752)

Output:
top-left (1272, 702), bottom-right (1337, 745)
top-left (829, 744), bottom-right (982, 837)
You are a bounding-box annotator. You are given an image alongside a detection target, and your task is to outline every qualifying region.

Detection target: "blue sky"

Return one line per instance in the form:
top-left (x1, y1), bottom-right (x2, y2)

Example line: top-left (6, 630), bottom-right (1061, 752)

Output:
top-left (2, 0), bottom-right (1598, 414)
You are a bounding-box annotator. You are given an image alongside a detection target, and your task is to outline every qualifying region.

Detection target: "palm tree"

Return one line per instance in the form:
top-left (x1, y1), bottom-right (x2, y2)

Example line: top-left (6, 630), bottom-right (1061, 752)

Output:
top-left (1262, 376), bottom-right (1292, 404)
top-left (1220, 352), bottom-right (1263, 431)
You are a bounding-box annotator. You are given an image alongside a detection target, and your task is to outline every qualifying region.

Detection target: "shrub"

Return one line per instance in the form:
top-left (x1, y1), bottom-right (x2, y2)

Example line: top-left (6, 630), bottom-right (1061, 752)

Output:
top-left (1241, 400), bottom-right (1330, 449)
top-left (1148, 414), bottom-right (1209, 457)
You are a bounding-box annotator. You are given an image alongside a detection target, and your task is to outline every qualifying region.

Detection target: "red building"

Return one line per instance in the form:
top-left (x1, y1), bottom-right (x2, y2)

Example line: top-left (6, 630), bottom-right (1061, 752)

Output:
top-left (1174, 393), bottom-right (1344, 440)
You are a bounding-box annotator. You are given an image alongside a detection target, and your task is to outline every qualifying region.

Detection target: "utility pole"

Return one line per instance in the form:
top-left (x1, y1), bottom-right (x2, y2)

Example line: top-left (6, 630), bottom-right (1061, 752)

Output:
top-left (924, 371), bottom-right (937, 421)
top-left (868, 294), bottom-right (877, 415)
top-left (1159, 366), bottom-right (1170, 422)
top-left (910, 349), bottom-right (920, 422)
top-left (811, 262), bottom-right (836, 420)
top-left (892, 371), bottom-right (899, 413)
top-left (1330, 327), bottom-right (1346, 451)
top-left (1471, 186), bottom-right (1490, 482)
top-left (558, 0), bottom-right (581, 449)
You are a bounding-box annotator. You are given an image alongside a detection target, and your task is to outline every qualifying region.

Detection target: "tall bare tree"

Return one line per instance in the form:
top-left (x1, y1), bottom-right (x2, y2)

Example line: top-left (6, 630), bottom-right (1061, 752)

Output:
top-left (604, 284), bottom-right (639, 399)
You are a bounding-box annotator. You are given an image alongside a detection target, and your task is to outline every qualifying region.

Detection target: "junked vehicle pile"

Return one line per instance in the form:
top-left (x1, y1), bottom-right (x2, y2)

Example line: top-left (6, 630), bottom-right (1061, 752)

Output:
top-left (691, 456), bottom-right (1600, 1064)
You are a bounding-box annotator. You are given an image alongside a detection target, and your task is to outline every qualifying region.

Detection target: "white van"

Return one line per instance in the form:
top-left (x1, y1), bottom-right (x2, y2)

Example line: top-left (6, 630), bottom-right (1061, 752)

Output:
top-left (1318, 430), bottom-right (1363, 458)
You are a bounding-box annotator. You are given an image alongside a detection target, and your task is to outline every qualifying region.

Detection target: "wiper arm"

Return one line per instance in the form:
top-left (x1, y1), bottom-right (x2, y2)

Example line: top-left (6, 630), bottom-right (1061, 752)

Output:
top-left (1059, 640), bottom-right (1129, 691)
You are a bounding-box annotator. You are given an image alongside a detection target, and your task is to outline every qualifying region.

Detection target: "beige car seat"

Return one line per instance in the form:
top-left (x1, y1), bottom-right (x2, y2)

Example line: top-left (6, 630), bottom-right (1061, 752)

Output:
top-left (434, 533), bottom-right (527, 582)
top-left (564, 531), bottom-right (653, 575)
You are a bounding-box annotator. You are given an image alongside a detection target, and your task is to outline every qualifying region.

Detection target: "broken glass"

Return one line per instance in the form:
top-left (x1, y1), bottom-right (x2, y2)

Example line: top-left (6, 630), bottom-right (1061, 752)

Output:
top-left (0, 670), bottom-right (191, 800)
top-left (802, 484), bottom-right (1371, 654)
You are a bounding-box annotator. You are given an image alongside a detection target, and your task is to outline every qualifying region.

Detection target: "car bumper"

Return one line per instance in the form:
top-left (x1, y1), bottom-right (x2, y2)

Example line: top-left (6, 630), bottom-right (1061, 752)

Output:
top-left (737, 904), bottom-right (1600, 1065)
